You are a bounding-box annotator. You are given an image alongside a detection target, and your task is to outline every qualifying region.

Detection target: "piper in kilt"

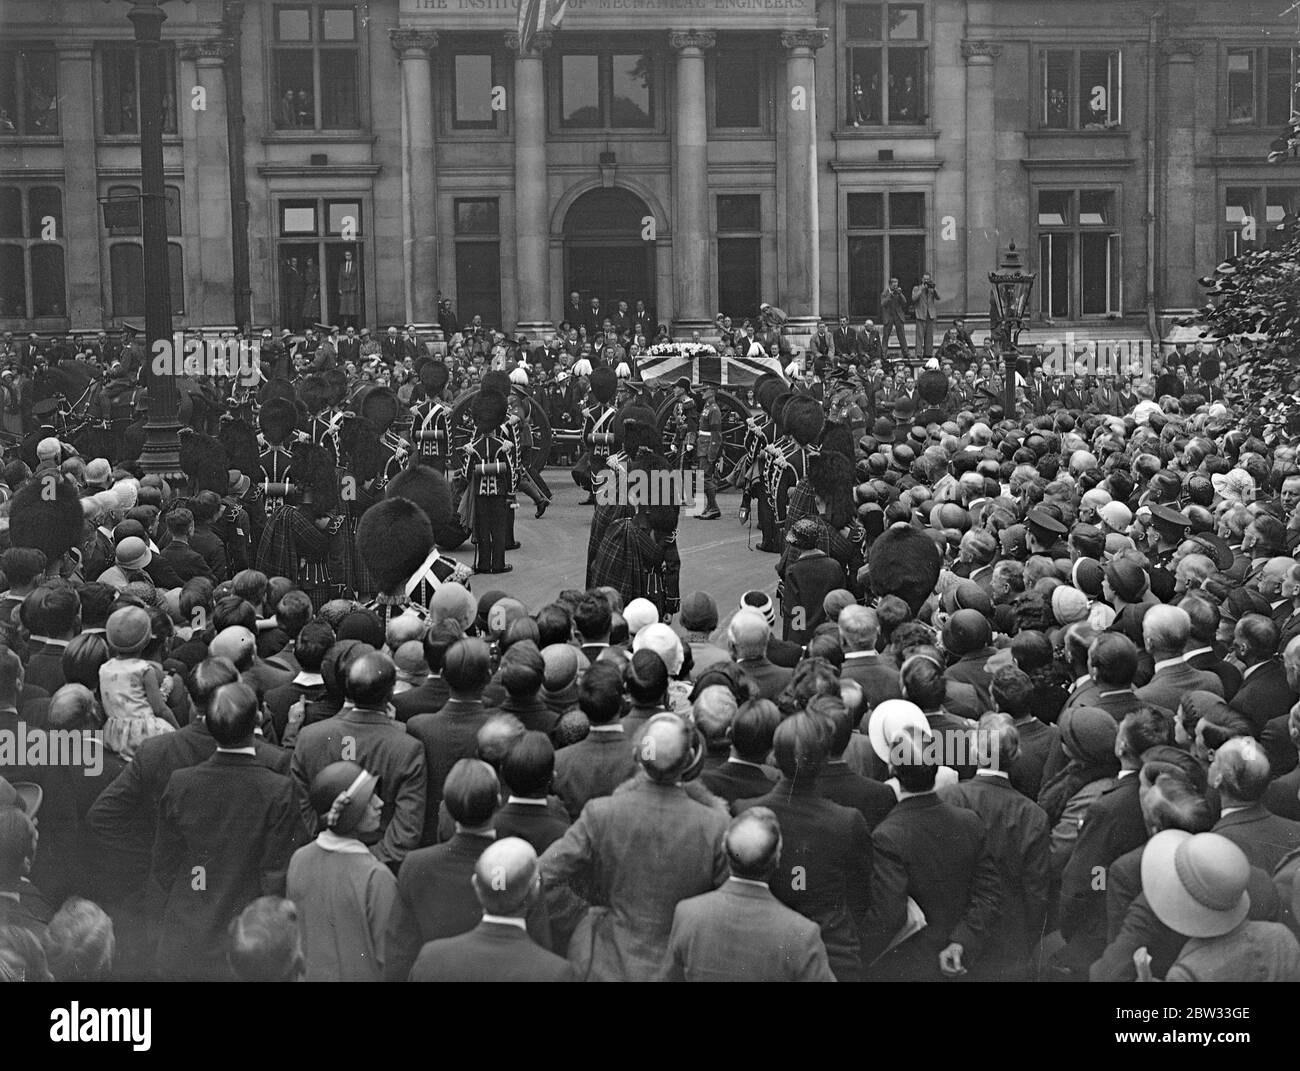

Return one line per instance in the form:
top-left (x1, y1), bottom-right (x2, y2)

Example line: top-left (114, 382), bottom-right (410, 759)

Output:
top-left (588, 452), bottom-right (682, 617)
top-left (256, 439), bottom-right (343, 611)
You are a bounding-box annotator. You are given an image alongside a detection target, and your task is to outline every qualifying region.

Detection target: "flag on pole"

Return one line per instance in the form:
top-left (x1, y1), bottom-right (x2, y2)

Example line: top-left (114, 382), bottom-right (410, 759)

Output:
top-left (518, 0), bottom-right (567, 53)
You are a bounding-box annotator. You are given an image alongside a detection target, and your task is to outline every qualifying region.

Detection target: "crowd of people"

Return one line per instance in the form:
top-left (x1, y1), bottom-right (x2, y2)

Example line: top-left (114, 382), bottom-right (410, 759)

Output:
top-left (0, 300), bottom-right (1298, 984)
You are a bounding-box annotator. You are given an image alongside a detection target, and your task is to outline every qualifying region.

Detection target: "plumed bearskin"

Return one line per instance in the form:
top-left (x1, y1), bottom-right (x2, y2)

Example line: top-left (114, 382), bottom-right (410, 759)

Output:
top-left (615, 404), bottom-right (658, 454)
top-left (819, 420), bottom-right (855, 463)
top-left (259, 377), bottom-right (297, 406)
top-left (259, 397), bottom-right (299, 446)
top-left (299, 374), bottom-right (333, 414)
top-left (472, 388), bottom-right (508, 431)
top-left (1199, 358), bottom-right (1221, 381)
top-left (356, 496), bottom-right (435, 593)
top-left (589, 365), bottom-right (617, 404)
top-left (218, 417), bottom-right (262, 482)
top-left (290, 440), bottom-right (338, 511)
top-left (809, 450), bottom-right (855, 528)
top-left (178, 427), bottom-right (230, 495)
top-left (865, 522), bottom-right (942, 617)
top-left (384, 464), bottom-right (463, 548)
top-left (420, 360), bottom-right (450, 394)
top-left (357, 386), bottom-right (400, 433)
top-left (917, 369), bottom-right (949, 406)
top-left (783, 394), bottom-right (825, 447)
top-left (755, 375), bottom-right (786, 415)
top-left (480, 370), bottom-right (511, 397)
top-left (8, 475), bottom-right (83, 567)
top-left (339, 415), bottom-right (386, 484)
top-left (771, 392), bottom-right (796, 432)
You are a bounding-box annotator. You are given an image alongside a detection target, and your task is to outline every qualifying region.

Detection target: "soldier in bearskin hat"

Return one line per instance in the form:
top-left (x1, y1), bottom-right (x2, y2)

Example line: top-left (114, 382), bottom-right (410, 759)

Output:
top-left (731, 375), bottom-right (785, 546)
top-left (585, 402), bottom-right (656, 588)
top-left (256, 439), bottom-right (341, 610)
top-left (764, 392), bottom-right (824, 537)
top-left (258, 394), bottom-right (299, 513)
top-left (385, 462), bottom-right (473, 555)
top-left (573, 364), bottom-right (619, 505)
top-left (299, 373), bottom-right (341, 465)
top-left (863, 521), bottom-right (942, 617)
top-left (461, 385), bottom-right (516, 574)
top-left (336, 412), bottom-right (389, 601)
top-left (354, 383), bottom-right (408, 488)
top-left (179, 428), bottom-right (254, 575)
top-left (480, 370), bottom-right (530, 552)
top-left (775, 449), bottom-right (864, 604)
top-left (409, 360), bottom-right (453, 474)
top-left (219, 413), bottom-right (267, 550)
top-left (8, 474), bottom-right (84, 580)
top-left (356, 477), bottom-right (473, 630)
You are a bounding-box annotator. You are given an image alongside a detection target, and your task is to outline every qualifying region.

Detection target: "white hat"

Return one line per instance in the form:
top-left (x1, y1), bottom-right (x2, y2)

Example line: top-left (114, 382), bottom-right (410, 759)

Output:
top-left (1141, 830), bottom-right (1251, 939)
top-left (622, 598), bottom-right (659, 637)
top-left (868, 699), bottom-right (933, 764)
top-left (632, 622), bottom-right (684, 677)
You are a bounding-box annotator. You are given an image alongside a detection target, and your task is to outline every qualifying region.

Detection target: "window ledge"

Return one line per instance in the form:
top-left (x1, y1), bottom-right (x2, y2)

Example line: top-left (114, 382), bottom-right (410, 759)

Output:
top-left (261, 133), bottom-right (378, 145)
top-left (1024, 128), bottom-right (1129, 139)
top-left (1215, 125), bottom-right (1273, 135)
top-left (97, 136), bottom-right (184, 145)
top-left (548, 131), bottom-right (667, 141)
top-left (832, 127), bottom-right (939, 140)
top-left (438, 131), bottom-right (511, 142)
top-left (0, 135), bottom-right (62, 147)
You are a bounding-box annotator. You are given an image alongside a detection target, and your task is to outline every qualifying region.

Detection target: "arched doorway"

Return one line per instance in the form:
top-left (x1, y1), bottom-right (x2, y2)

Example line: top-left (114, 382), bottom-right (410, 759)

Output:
top-left (562, 187), bottom-right (655, 321)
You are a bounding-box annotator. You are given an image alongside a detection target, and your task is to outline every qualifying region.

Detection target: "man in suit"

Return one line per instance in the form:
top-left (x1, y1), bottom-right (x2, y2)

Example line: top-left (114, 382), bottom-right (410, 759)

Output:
top-left (1056, 707), bottom-right (1170, 975)
top-left (409, 837), bottom-right (576, 982)
top-left (632, 299), bottom-right (656, 339)
top-left (734, 711), bottom-right (873, 981)
top-left (729, 609), bottom-right (792, 702)
top-left (832, 316), bottom-right (860, 362)
top-left (861, 730), bottom-right (1002, 981)
top-left (940, 714), bottom-right (1051, 980)
top-left (494, 732), bottom-right (571, 854)
top-left (540, 714), bottom-right (729, 981)
top-left (910, 273), bottom-right (940, 358)
top-left (1264, 704), bottom-right (1300, 820)
top-left (1228, 614), bottom-right (1296, 737)
top-left (291, 651), bottom-right (427, 868)
top-left (150, 682), bottom-right (306, 981)
top-left (701, 697), bottom-right (781, 803)
top-left (879, 277), bottom-right (911, 359)
top-left (559, 291), bottom-right (584, 332)
top-left (1210, 737), bottom-right (1300, 874)
top-left (391, 623), bottom-right (456, 723)
top-left (1133, 605), bottom-right (1224, 710)
top-left (668, 808), bottom-right (835, 982)
top-left (817, 696), bottom-right (895, 831)
top-left (159, 507), bottom-right (215, 584)
top-left (838, 606), bottom-right (902, 706)
top-left (995, 667), bottom-right (1059, 802)
top-left (582, 296), bottom-right (604, 339)
top-left (1180, 595), bottom-right (1243, 702)
top-left (552, 662), bottom-right (636, 819)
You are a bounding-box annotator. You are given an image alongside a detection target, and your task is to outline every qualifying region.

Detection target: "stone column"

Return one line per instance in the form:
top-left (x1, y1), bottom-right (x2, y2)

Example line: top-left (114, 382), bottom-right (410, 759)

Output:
top-left (781, 28), bottom-right (828, 332)
top-left (181, 41), bottom-right (234, 326)
top-left (506, 30), bottom-right (553, 334)
top-left (961, 40), bottom-right (1001, 315)
top-left (58, 46), bottom-right (99, 329)
top-left (390, 29), bottom-right (440, 331)
top-left (1159, 39), bottom-right (1204, 313)
top-left (669, 30), bottom-right (715, 333)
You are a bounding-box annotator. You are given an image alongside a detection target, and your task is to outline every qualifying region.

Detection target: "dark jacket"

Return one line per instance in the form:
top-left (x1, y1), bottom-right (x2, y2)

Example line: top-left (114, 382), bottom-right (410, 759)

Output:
top-left (405, 697), bottom-right (492, 843)
top-left (700, 758), bottom-right (778, 804)
top-left (1213, 803), bottom-right (1300, 875)
top-left (1229, 660), bottom-right (1297, 737)
top-left (409, 918), bottom-right (577, 983)
top-left (552, 726), bottom-right (637, 820)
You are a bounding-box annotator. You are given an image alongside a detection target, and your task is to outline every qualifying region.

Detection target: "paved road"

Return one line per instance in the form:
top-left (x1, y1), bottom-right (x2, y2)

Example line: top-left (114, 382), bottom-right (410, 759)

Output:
top-left (463, 468), bottom-right (780, 637)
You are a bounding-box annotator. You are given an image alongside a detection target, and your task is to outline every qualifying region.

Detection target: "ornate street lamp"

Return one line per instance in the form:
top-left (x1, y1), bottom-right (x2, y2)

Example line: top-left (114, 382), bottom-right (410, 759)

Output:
top-left (988, 241), bottom-right (1036, 419)
top-left (105, 1), bottom-right (182, 476)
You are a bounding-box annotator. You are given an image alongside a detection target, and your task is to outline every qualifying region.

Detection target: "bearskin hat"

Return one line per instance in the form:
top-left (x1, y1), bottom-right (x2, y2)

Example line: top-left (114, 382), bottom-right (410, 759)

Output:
top-left (771, 391), bottom-right (796, 432)
top-left (616, 404), bottom-right (658, 454)
top-left (8, 475), bottom-right (83, 567)
top-left (356, 497), bottom-right (435, 594)
top-left (809, 450), bottom-right (856, 528)
top-left (755, 375), bottom-right (786, 415)
top-left (218, 417), bottom-right (262, 481)
top-left (419, 360), bottom-right (450, 394)
top-left (178, 427), bottom-right (230, 495)
top-left (783, 394), bottom-right (825, 447)
top-left (472, 388), bottom-right (508, 431)
top-left (865, 522), bottom-right (942, 616)
top-left (323, 368), bottom-right (349, 407)
top-left (589, 365), bottom-right (618, 404)
top-left (290, 440), bottom-right (338, 511)
top-left (917, 369), bottom-right (949, 406)
top-left (259, 397), bottom-right (300, 446)
top-left (299, 374), bottom-right (333, 414)
top-left (357, 386), bottom-right (400, 433)
top-left (480, 370), bottom-right (511, 398)
top-left (819, 420), bottom-right (855, 463)
top-left (338, 415), bottom-right (386, 484)
top-left (258, 377), bottom-right (297, 406)
top-left (385, 465), bottom-right (463, 549)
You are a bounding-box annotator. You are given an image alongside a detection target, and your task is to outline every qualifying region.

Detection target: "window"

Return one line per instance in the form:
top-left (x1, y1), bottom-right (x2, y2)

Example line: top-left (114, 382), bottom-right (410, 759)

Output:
top-left (1222, 185), bottom-right (1300, 257)
top-left (454, 198), bottom-right (501, 330)
top-left (844, 3), bottom-right (927, 127)
top-left (712, 50), bottom-right (761, 129)
top-left (846, 192), bottom-right (925, 318)
top-left (102, 184), bottom-right (186, 316)
top-left (0, 47), bottom-right (58, 135)
top-left (102, 45), bottom-right (177, 136)
top-left (452, 53), bottom-right (499, 129)
top-left (0, 185), bottom-right (65, 319)
top-left (559, 51), bottom-right (654, 130)
top-left (277, 197), bottom-right (364, 329)
top-left (1224, 47), bottom-right (1298, 126)
top-left (716, 195), bottom-right (762, 323)
top-left (1035, 189), bottom-right (1121, 319)
top-left (1041, 49), bottom-right (1122, 129)
top-left (273, 5), bottom-right (361, 130)
top-left (102, 184), bottom-right (183, 237)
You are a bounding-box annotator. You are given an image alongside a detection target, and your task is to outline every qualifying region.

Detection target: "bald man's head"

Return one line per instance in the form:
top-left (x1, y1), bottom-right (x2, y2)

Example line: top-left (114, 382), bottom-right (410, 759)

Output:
top-left (472, 837), bottom-right (539, 916)
top-left (638, 712), bottom-right (693, 783)
top-left (728, 609), bottom-right (771, 660)
top-left (1258, 555), bottom-right (1295, 597)
top-left (726, 808), bottom-right (782, 882)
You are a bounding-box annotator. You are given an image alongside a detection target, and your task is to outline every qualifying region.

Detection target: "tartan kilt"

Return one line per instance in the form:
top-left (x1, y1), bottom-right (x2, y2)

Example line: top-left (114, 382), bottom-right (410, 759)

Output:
top-left (256, 503), bottom-right (337, 611)
top-left (586, 502), bottom-right (634, 589)
top-left (588, 517), bottom-right (665, 612)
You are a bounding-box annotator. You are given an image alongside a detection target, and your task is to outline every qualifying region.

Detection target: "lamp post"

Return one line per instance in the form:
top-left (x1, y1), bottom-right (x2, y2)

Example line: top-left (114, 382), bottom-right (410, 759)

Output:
top-left (114, 1), bottom-right (181, 477)
top-left (988, 242), bottom-right (1036, 420)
